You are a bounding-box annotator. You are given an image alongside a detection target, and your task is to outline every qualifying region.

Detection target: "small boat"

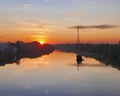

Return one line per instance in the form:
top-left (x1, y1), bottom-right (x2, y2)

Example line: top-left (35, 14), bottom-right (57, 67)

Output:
top-left (76, 54), bottom-right (83, 64)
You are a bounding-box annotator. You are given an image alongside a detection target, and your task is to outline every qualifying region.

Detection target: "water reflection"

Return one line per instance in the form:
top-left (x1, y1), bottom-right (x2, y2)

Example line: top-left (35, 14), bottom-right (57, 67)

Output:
top-left (75, 56), bottom-right (105, 71)
top-left (0, 51), bottom-right (120, 96)
top-left (0, 50), bottom-right (53, 67)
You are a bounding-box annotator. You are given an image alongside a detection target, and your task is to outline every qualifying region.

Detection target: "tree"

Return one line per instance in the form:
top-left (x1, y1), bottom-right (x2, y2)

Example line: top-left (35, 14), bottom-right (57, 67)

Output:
top-left (119, 41), bottom-right (120, 44)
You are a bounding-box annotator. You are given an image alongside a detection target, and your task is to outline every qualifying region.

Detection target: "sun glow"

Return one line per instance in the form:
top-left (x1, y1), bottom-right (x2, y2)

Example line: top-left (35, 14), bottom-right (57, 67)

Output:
top-left (39, 40), bottom-right (45, 45)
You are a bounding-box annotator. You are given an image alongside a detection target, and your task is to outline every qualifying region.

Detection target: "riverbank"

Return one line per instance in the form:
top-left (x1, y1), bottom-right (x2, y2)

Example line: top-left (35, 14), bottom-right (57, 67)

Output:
top-left (0, 41), bottom-right (54, 66)
top-left (53, 43), bottom-right (120, 70)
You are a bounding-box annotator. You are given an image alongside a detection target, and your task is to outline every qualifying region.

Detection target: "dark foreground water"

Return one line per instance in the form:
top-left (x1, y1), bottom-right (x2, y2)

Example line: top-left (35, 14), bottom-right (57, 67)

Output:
top-left (0, 51), bottom-right (120, 96)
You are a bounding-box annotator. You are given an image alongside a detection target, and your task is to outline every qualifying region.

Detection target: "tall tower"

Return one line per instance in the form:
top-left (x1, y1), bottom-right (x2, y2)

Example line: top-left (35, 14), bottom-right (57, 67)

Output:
top-left (77, 26), bottom-right (80, 44)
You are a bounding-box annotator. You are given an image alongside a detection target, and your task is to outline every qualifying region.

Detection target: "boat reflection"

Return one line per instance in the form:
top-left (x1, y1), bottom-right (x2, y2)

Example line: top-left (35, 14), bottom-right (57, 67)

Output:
top-left (76, 56), bottom-right (106, 71)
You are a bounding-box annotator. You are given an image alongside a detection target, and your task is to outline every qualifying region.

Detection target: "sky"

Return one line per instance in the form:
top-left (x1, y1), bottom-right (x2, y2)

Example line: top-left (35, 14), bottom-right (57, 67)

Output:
top-left (0, 0), bottom-right (120, 44)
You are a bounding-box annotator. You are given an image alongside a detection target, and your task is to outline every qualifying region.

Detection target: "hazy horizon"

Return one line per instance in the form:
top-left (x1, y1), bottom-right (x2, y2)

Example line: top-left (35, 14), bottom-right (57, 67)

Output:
top-left (0, 0), bottom-right (120, 44)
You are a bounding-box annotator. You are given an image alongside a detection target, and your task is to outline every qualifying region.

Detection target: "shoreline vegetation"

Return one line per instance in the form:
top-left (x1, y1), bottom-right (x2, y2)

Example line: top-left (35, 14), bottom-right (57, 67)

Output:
top-left (0, 41), bottom-right (120, 70)
top-left (0, 41), bottom-right (54, 66)
top-left (53, 43), bottom-right (120, 70)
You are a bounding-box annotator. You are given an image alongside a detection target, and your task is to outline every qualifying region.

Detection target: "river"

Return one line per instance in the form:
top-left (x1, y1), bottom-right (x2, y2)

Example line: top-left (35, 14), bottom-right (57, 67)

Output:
top-left (0, 51), bottom-right (120, 96)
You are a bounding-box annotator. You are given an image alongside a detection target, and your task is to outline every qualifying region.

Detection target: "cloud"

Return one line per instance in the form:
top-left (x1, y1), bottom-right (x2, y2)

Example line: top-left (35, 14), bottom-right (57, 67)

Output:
top-left (35, 25), bottom-right (47, 28)
top-left (68, 24), bottom-right (119, 29)
top-left (66, 11), bottom-right (83, 17)
top-left (35, 23), bottom-right (56, 30)
top-left (21, 4), bottom-right (33, 9)
top-left (13, 16), bottom-right (55, 33)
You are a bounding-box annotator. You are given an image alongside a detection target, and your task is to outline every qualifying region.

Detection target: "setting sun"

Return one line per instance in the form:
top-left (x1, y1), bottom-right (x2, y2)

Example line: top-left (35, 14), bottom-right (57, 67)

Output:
top-left (39, 40), bottom-right (45, 45)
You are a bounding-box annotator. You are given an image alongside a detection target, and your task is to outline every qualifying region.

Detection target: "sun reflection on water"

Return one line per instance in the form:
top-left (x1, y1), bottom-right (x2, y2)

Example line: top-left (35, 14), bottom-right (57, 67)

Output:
top-left (0, 51), bottom-right (120, 96)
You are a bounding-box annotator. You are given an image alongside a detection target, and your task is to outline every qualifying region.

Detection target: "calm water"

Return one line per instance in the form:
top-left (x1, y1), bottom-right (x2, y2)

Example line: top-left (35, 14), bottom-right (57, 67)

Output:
top-left (0, 51), bottom-right (120, 96)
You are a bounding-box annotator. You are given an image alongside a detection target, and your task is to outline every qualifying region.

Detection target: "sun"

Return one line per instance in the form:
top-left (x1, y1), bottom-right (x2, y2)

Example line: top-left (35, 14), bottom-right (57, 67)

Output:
top-left (39, 40), bottom-right (45, 45)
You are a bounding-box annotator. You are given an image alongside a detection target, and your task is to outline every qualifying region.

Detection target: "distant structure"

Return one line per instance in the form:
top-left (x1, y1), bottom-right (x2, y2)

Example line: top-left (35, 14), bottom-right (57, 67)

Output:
top-left (68, 24), bottom-right (119, 44)
top-left (77, 26), bottom-right (80, 44)
top-left (68, 25), bottom-right (81, 44)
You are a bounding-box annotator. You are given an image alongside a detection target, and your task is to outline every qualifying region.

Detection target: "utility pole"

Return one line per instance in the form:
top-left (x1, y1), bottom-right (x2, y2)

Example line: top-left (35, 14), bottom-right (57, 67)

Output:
top-left (77, 26), bottom-right (80, 44)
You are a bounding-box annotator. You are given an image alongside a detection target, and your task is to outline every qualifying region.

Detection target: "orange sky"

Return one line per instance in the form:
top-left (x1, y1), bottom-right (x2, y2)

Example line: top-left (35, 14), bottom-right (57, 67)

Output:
top-left (0, 26), bottom-right (120, 44)
top-left (0, 0), bottom-right (120, 44)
